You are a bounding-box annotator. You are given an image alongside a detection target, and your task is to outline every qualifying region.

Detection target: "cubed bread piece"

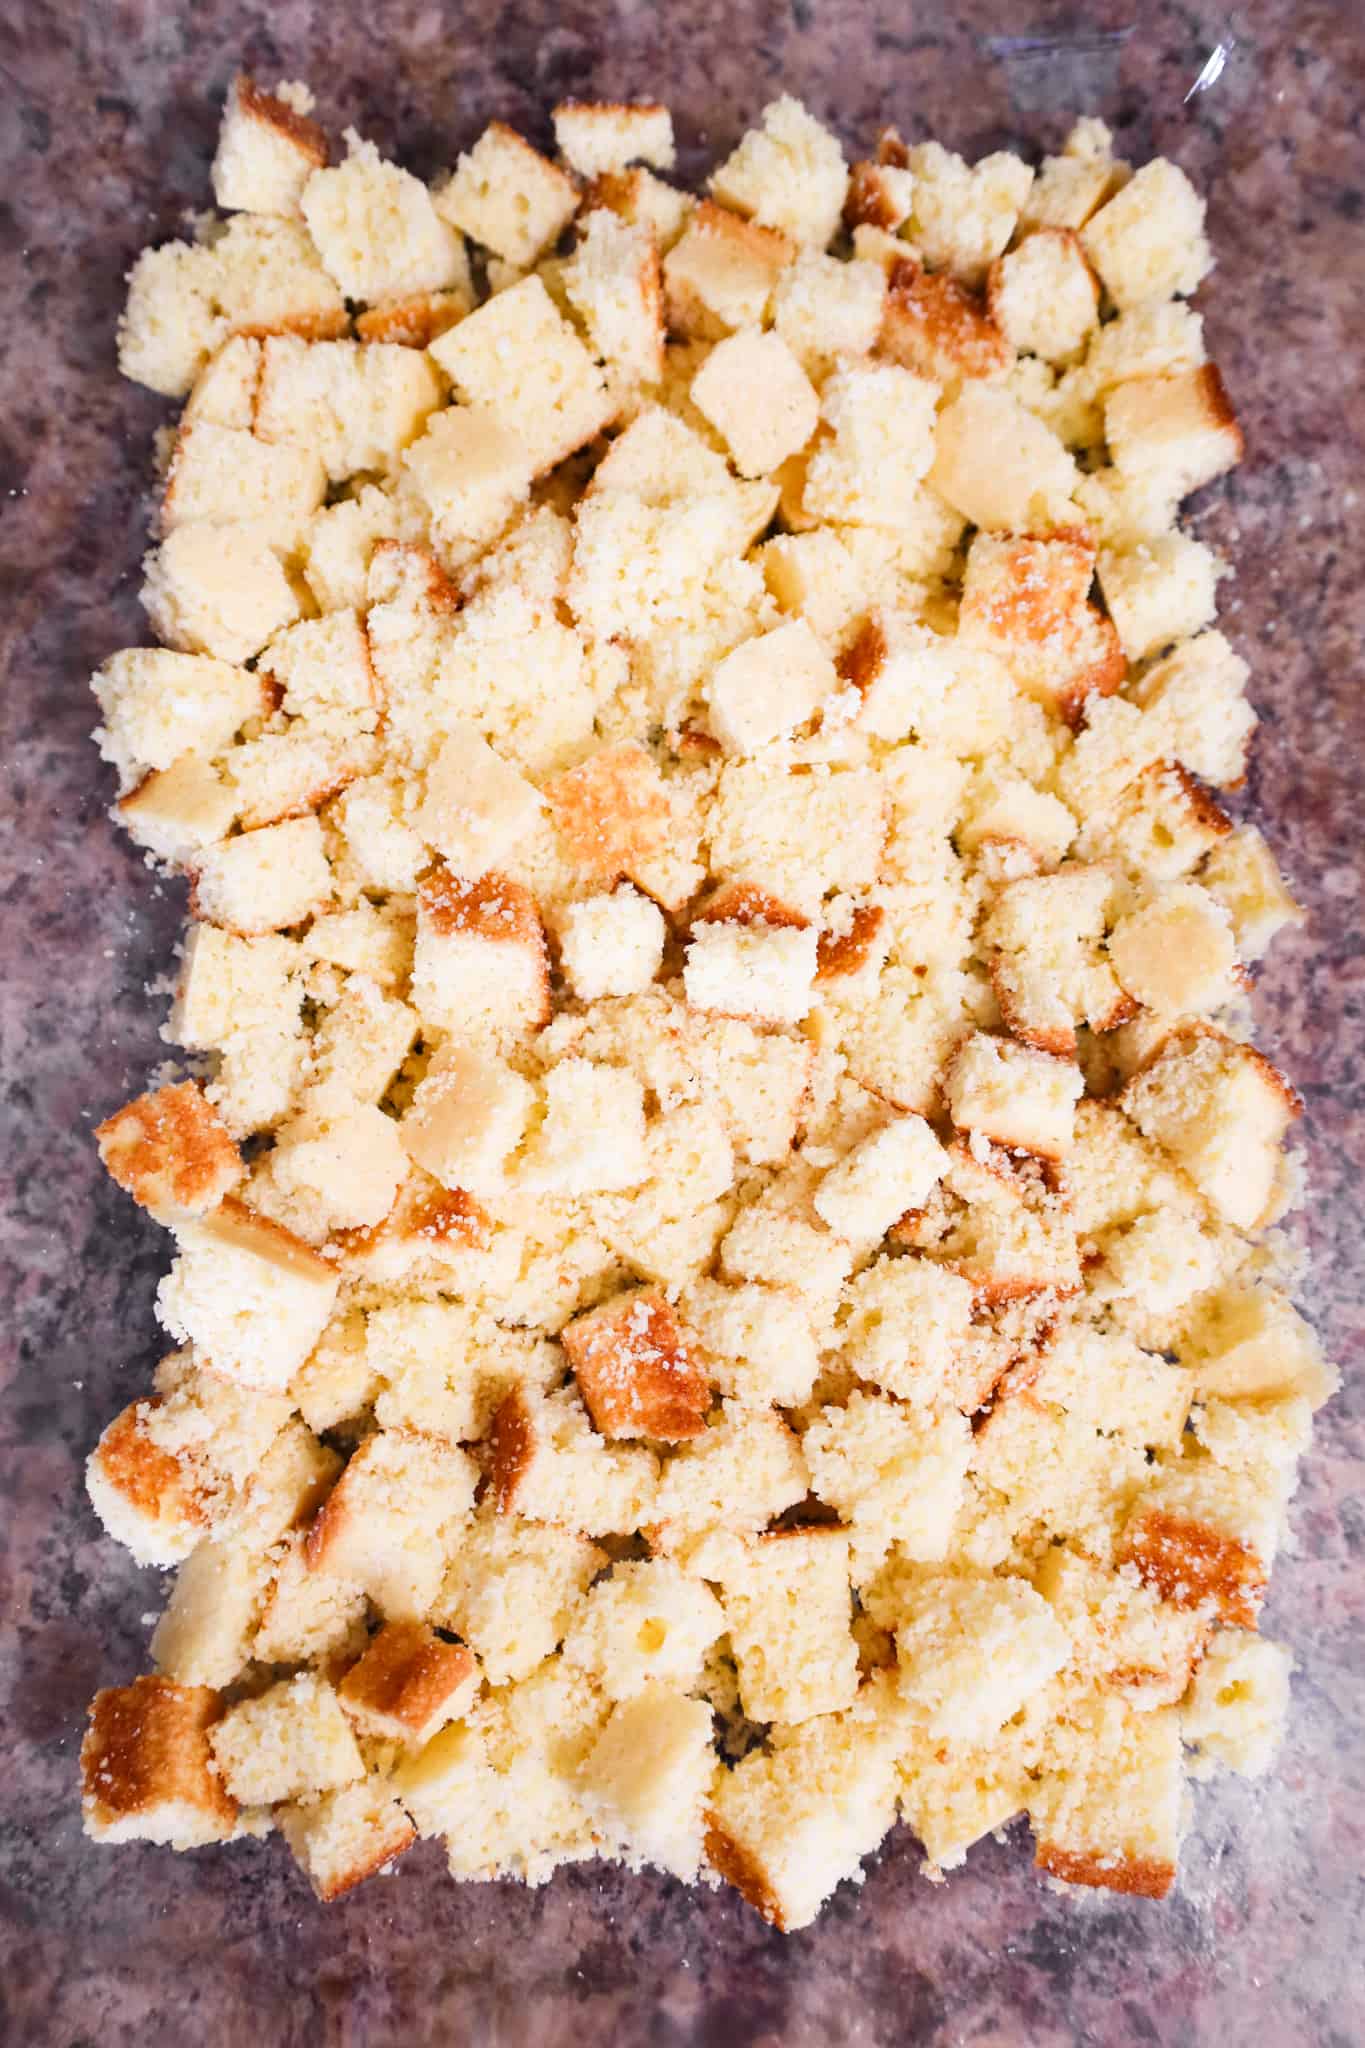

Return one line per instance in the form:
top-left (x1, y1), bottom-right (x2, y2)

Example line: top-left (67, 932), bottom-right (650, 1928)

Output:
top-left (902, 141), bottom-right (1033, 286)
top-left (562, 1287), bottom-right (711, 1441)
top-left (1129, 630), bottom-right (1255, 789)
top-left (705, 619), bottom-right (836, 754)
top-left (1084, 298), bottom-right (1207, 396)
top-left (1018, 119), bottom-right (1126, 234)
top-left (562, 209), bottom-right (664, 385)
top-left (958, 765), bottom-right (1076, 868)
top-left (437, 1515), bottom-right (604, 1685)
top-left (837, 1256), bottom-right (976, 1406)
top-left (301, 132), bottom-right (465, 301)
top-left (987, 228), bottom-right (1099, 364)
top-left (82, 1677), bottom-right (237, 1847)
top-left (710, 96), bottom-right (848, 248)
top-left (93, 648), bottom-right (266, 793)
top-left (716, 1528), bottom-right (858, 1724)
top-left (211, 74), bottom-right (328, 216)
top-left (262, 1101), bottom-right (408, 1236)
top-left (1120, 1026), bottom-right (1298, 1230)
top-left (946, 1033), bottom-right (1084, 1160)
top-left (1075, 762), bottom-right (1232, 886)
top-left (682, 1278), bottom-right (820, 1411)
top-left (683, 919), bottom-right (819, 1028)
top-left (1181, 1629), bottom-right (1292, 1778)
top-left (431, 275), bottom-right (614, 474)
top-left (400, 405), bottom-right (535, 549)
top-left (338, 1622), bottom-right (479, 1745)
top-left (302, 485), bottom-right (431, 615)
top-left (96, 1080), bottom-right (242, 1221)
top-left (162, 420), bottom-right (326, 547)
top-left (553, 99), bottom-right (676, 178)
top-left (254, 335), bottom-right (443, 481)
top-left (985, 865), bottom-right (1127, 1056)
top-left (209, 1672), bottom-right (363, 1806)
top-left (813, 1114), bottom-right (947, 1242)
top-left (1081, 158), bottom-right (1212, 309)
top-left (400, 1041), bottom-right (534, 1198)
top-left (305, 902), bottom-right (414, 991)
top-left (308, 1429), bottom-right (477, 1621)
top-left (1105, 365), bottom-right (1242, 511)
top-left (805, 1394), bottom-right (972, 1565)
top-left (546, 742), bottom-right (682, 899)
top-left (520, 1059), bottom-right (649, 1197)
top-left (171, 924), bottom-right (303, 1049)
top-left (278, 1778), bottom-right (417, 1900)
top-left (412, 866), bottom-right (549, 1040)
top-left (141, 521), bottom-right (303, 664)
top-left (563, 1559), bottom-right (723, 1699)
top-left (578, 1688), bottom-right (714, 1879)
top-left (663, 200), bottom-right (794, 338)
top-left (1107, 882), bottom-right (1238, 1017)
top-left (878, 256), bottom-right (1013, 392)
top-left (414, 725), bottom-right (542, 875)
top-left (157, 1199), bottom-right (339, 1390)
top-left (1099, 534), bottom-right (1223, 665)
top-left (183, 334), bottom-right (263, 428)
top-left (586, 164), bottom-right (691, 248)
top-left (558, 887), bottom-right (666, 1000)
top-left (1200, 827), bottom-right (1302, 967)
top-left (772, 250), bottom-right (885, 371)
top-left (1034, 1547), bottom-right (1207, 1708)
top-left (1118, 1456), bottom-right (1285, 1627)
top-left (843, 158), bottom-right (915, 232)
top-left (86, 1397), bottom-right (217, 1567)
top-left (1029, 1697), bottom-right (1184, 1897)
top-left (929, 385), bottom-right (1079, 531)
top-left (689, 328), bottom-right (819, 479)
top-left (802, 361), bottom-right (939, 526)
top-left (147, 1536), bottom-right (266, 1689)
top-left (192, 816), bottom-right (331, 933)
top-left (434, 121), bottom-right (578, 267)
top-left (718, 1176), bottom-right (854, 1322)
top-left (650, 1402), bottom-right (807, 1538)
top-left (709, 760), bottom-right (885, 919)
top-left (1027, 1322), bottom-right (1192, 1451)
top-left (488, 1384), bottom-right (660, 1535)
top-left (117, 753), bottom-right (239, 865)
top-left (959, 530), bottom-right (1125, 724)
top-left (1181, 1283), bottom-right (1336, 1409)
top-left (893, 1572), bottom-right (1068, 1740)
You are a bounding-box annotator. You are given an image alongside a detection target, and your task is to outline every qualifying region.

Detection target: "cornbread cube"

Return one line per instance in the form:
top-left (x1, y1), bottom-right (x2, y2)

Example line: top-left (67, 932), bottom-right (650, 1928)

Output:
top-left (562, 1287), bottom-right (710, 1441)
top-left (682, 1278), bottom-right (820, 1410)
top-left (813, 1114), bottom-right (947, 1243)
top-left (1084, 299), bottom-right (1207, 397)
top-left (141, 521), bottom-right (303, 664)
top-left (304, 977), bottom-right (417, 1114)
top-left (1119, 1456), bottom-right (1284, 1627)
top-left (563, 1560), bottom-right (723, 1699)
top-left (903, 141), bottom-right (1033, 286)
top-left (1081, 158), bottom-right (1212, 309)
top-left (563, 210), bottom-right (665, 385)
top-left (843, 158), bottom-right (915, 232)
top-left (896, 1717), bottom-right (1031, 1874)
top-left (223, 726), bottom-right (377, 833)
top-left (837, 1256), bottom-right (976, 1406)
top-left (553, 99), bottom-right (676, 178)
top-left (683, 919), bottom-right (819, 1027)
top-left (308, 1429), bottom-right (478, 1621)
top-left (520, 1059), bottom-right (649, 1197)
top-left (96, 1079), bottom-right (241, 1222)
top-left (300, 133), bottom-right (465, 301)
top-left (803, 362), bottom-right (938, 526)
top-left (958, 764), bottom-right (1076, 868)
top-left (278, 1779), bottom-right (417, 1900)
top-left (302, 484), bottom-right (431, 613)
top-left (211, 74), bottom-right (328, 217)
top-left (431, 276), bottom-right (614, 474)
top-left (662, 200), bottom-right (794, 338)
top-left (987, 228), bottom-right (1099, 364)
top-left (772, 250), bottom-right (885, 370)
top-left (251, 1529), bottom-right (369, 1666)
top-left (1034, 1548), bottom-right (1207, 1708)
top-left (1107, 882), bottom-right (1238, 1017)
top-left (946, 1034), bottom-right (1084, 1161)
top-left (150, 1536), bottom-right (268, 1687)
top-left (183, 333), bottom-right (263, 428)
top-left (690, 329), bottom-right (818, 479)
top-left (400, 1041), bottom-right (535, 1198)
top-left (1028, 1696), bottom-right (1184, 1896)
top-left (117, 754), bottom-right (239, 865)
top-left (1028, 1322), bottom-right (1192, 1451)
top-left (488, 1384), bottom-right (659, 1535)
top-left (958, 530), bottom-right (1125, 724)
top-left (705, 619), bottom-right (836, 755)
top-left (651, 1402), bottom-right (807, 1537)
top-left (710, 96), bottom-right (848, 248)
top-left (1182, 1284), bottom-right (1335, 1409)
top-left (558, 887), bottom-right (666, 1001)
top-left (929, 385), bottom-right (1079, 531)
top-left (1100, 534), bottom-right (1222, 666)
top-left (716, 1529), bottom-right (858, 1725)
top-left (365, 1297), bottom-right (505, 1445)
top-left (1018, 119), bottom-right (1125, 234)
top-left (708, 760), bottom-right (885, 919)
top-left (719, 1178), bottom-right (854, 1323)
top-left (1181, 1630), bottom-right (1292, 1778)
top-left (1105, 365), bottom-right (1242, 511)
top-left (209, 1672), bottom-right (364, 1806)
top-left (263, 1101), bottom-right (408, 1236)
top-left (1121, 1026), bottom-right (1298, 1231)
top-left (158, 1199), bottom-right (339, 1390)
top-left (337, 1622), bottom-right (479, 1745)
top-left (893, 1573), bottom-right (1068, 1741)
top-left (546, 742), bottom-right (684, 900)
top-left (93, 648), bottom-right (265, 793)
top-left (171, 922), bottom-right (302, 1059)
top-left (1129, 631), bottom-right (1255, 789)
top-left (877, 258), bottom-right (1013, 393)
top-left (437, 1514), bottom-right (604, 1685)
top-left (1075, 762), bottom-right (1232, 886)
top-left (86, 1398), bottom-right (217, 1567)
top-left (81, 1677), bottom-right (238, 1847)
top-left (984, 865), bottom-right (1126, 1056)
top-left (162, 420), bottom-right (326, 547)
top-left (353, 288), bottom-right (470, 346)
top-left (306, 901), bottom-right (414, 990)
top-left (415, 725), bottom-right (542, 876)
top-left (806, 1394), bottom-right (972, 1565)
top-left (579, 1689), bottom-right (714, 1878)
top-left (587, 164), bottom-right (691, 248)
top-left (192, 816), bottom-right (331, 933)
top-left (412, 867), bottom-right (549, 1040)
top-left (435, 121), bottom-right (578, 268)
top-left (254, 335), bottom-right (443, 482)
top-left (400, 406), bottom-right (534, 549)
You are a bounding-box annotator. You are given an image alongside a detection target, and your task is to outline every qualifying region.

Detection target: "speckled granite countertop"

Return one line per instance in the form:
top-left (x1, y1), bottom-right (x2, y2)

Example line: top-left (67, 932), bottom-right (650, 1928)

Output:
top-left (2, 2), bottom-right (1363, 2041)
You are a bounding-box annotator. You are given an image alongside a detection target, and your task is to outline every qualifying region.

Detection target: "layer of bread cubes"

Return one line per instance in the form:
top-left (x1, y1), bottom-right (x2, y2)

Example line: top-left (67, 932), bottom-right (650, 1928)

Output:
top-left (81, 73), bottom-right (1326, 1931)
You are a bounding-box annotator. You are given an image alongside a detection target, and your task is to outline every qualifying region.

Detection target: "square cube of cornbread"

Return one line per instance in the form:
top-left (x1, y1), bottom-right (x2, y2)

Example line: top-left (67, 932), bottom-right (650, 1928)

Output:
top-left (437, 1515), bottom-right (604, 1685)
top-left (563, 210), bottom-right (664, 385)
top-left (278, 1779), bottom-right (416, 1900)
top-left (682, 1278), bottom-right (820, 1410)
top-left (689, 328), bottom-right (819, 479)
top-left (984, 865), bottom-right (1126, 1056)
top-left (338, 1622), bottom-right (479, 1745)
top-left (211, 74), bottom-right (328, 216)
top-left (306, 902), bottom-right (413, 992)
top-left (959, 530), bottom-right (1125, 724)
top-left (843, 157), bottom-right (915, 232)
top-left (958, 765), bottom-right (1076, 867)
top-left (431, 276), bottom-right (613, 474)
top-left (1082, 159), bottom-right (1212, 309)
top-left (85, 1397), bottom-right (216, 1567)
top-left (929, 385), bottom-right (1079, 531)
top-left (802, 362), bottom-right (938, 525)
top-left (415, 725), bottom-right (542, 876)
top-left (710, 96), bottom-right (848, 247)
top-left (183, 334), bottom-right (262, 429)
top-left (706, 619), bottom-right (836, 754)
top-left (488, 1384), bottom-right (660, 1535)
top-left (813, 1115), bottom-right (948, 1242)
top-left (650, 1402), bottom-right (806, 1537)
top-left (157, 1199), bottom-right (339, 1390)
top-left (220, 726), bottom-right (375, 833)
top-left (719, 1182), bottom-right (853, 1322)
top-left (171, 924), bottom-right (303, 1050)
top-left (162, 420), bottom-right (326, 547)
top-left (192, 816), bottom-right (332, 933)
top-left (1121, 1026), bottom-right (1298, 1230)
top-left (1105, 364), bottom-right (1242, 517)
top-left (987, 228), bottom-right (1099, 364)
top-left (81, 1677), bottom-right (238, 1847)
top-left (579, 1689), bottom-right (714, 1880)
top-left (1107, 882), bottom-right (1238, 1017)
top-left (563, 1559), bottom-right (723, 1699)
top-left (893, 1573), bottom-right (1068, 1741)
top-left (147, 1535), bottom-right (266, 1688)
top-left (434, 121), bottom-right (578, 268)
top-left (1129, 631), bottom-right (1255, 789)
top-left (308, 1429), bottom-right (478, 1620)
top-left (209, 1672), bottom-right (363, 1806)
top-left (903, 141), bottom-right (1034, 287)
top-left (1181, 1630), bottom-right (1292, 1779)
top-left (96, 1079), bottom-right (241, 1221)
top-left (709, 761), bottom-right (885, 919)
top-left (1033, 1547), bottom-right (1207, 1708)
top-left (520, 1059), bottom-right (649, 1196)
top-left (301, 133), bottom-right (465, 301)
top-left (93, 648), bottom-right (265, 792)
top-left (257, 609), bottom-right (377, 738)
top-left (1026, 1321), bottom-right (1192, 1451)
top-left (683, 920), bottom-right (819, 1027)
top-left (364, 1296), bottom-right (494, 1445)
top-left (772, 249), bottom-right (885, 370)
top-left (562, 1288), bottom-right (711, 1441)
top-left (717, 1529), bottom-right (858, 1725)
top-left (946, 1033), bottom-right (1084, 1161)
top-left (412, 867), bottom-right (549, 1040)
top-left (400, 406), bottom-right (535, 548)
top-left (663, 202), bottom-right (794, 337)
top-left (553, 99), bottom-right (676, 178)
top-left (1075, 764), bottom-right (1231, 887)
top-left (117, 754), bottom-right (238, 865)
top-left (254, 336), bottom-right (443, 481)
top-left (804, 1393), bottom-right (971, 1564)
top-left (877, 259), bottom-right (1013, 393)
top-left (264, 1102), bottom-right (408, 1235)
top-left (546, 742), bottom-right (675, 893)
top-left (1119, 1458), bottom-right (1282, 1627)
top-left (1030, 1698), bottom-right (1184, 1899)
top-left (587, 164), bottom-right (691, 248)
top-left (835, 1256), bottom-right (977, 1405)
top-left (1084, 298), bottom-right (1207, 395)
top-left (559, 887), bottom-right (666, 1000)
top-left (141, 521), bottom-right (303, 664)
top-left (400, 1041), bottom-right (534, 1197)
top-left (1181, 1282), bottom-right (1336, 1410)
top-left (1019, 119), bottom-right (1125, 233)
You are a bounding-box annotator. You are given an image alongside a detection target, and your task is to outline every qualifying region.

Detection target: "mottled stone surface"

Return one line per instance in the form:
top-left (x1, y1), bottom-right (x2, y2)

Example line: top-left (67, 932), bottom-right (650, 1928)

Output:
top-left (2, 1), bottom-right (1363, 2042)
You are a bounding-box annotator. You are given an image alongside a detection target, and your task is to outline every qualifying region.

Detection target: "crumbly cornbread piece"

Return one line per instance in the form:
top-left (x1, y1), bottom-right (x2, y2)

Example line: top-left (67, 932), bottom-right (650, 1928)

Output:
top-left (82, 1677), bottom-right (238, 1846)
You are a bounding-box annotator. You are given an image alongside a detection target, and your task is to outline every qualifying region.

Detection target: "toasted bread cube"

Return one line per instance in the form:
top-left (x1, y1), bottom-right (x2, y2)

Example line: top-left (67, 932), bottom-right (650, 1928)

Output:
top-left (1121, 1026), bottom-right (1298, 1231)
top-left (705, 619), bottom-right (836, 754)
top-left (96, 1080), bottom-right (241, 1223)
top-left (1027, 1320), bottom-right (1193, 1449)
top-left (805, 1394), bottom-right (972, 1566)
top-left (772, 249), bottom-right (885, 370)
top-left (308, 1429), bottom-right (477, 1621)
top-left (520, 1059), bottom-right (649, 1197)
top-left (1075, 761), bottom-right (1232, 886)
top-left (1119, 1457), bottom-right (1284, 1627)
top-left (209, 1672), bottom-right (363, 1806)
top-left (1129, 630), bottom-right (1255, 789)
top-left (553, 99), bottom-right (675, 178)
top-left (161, 419), bottom-right (326, 548)
top-left (93, 647), bottom-right (265, 793)
top-left (192, 816), bottom-right (331, 934)
top-left (563, 1559), bottom-right (723, 1699)
top-left (1108, 882), bottom-right (1238, 1017)
top-left (353, 288), bottom-right (470, 347)
top-left (431, 274), bottom-right (615, 475)
top-left (650, 1401), bottom-right (807, 1540)
top-left (148, 1535), bottom-right (267, 1688)
top-left (946, 1033), bottom-right (1084, 1160)
top-left (412, 867), bottom-right (549, 1041)
top-left (400, 405), bottom-right (534, 548)
top-left (562, 1287), bottom-right (710, 1441)
top-left (400, 1041), bottom-right (534, 1198)
top-left (437, 1515), bottom-right (604, 1685)
top-left (141, 521), bottom-right (303, 664)
top-left (563, 210), bottom-right (665, 385)
top-left (803, 362), bottom-right (938, 526)
top-left (254, 335), bottom-right (443, 481)
top-left (579, 1689), bottom-right (714, 1879)
top-left (1181, 1630), bottom-right (1292, 1778)
top-left (902, 141), bottom-right (1033, 286)
top-left (302, 484), bottom-right (431, 614)
top-left (488, 1384), bottom-right (660, 1534)
top-left (156, 1198), bottom-right (338, 1393)
top-left (929, 385), bottom-right (1079, 532)
top-left (211, 74), bottom-right (327, 216)
top-left (300, 133), bottom-right (464, 301)
top-left (183, 334), bottom-right (263, 428)
top-left (837, 1255), bottom-right (975, 1405)
top-left (843, 158), bottom-right (915, 232)
top-left (414, 725), bottom-right (542, 876)
top-left (263, 606), bottom-right (378, 729)
top-left (813, 1115), bottom-right (948, 1242)
top-left (1201, 827), bottom-right (1303, 964)
top-left (1105, 364), bottom-right (1242, 511)
top-left (681, 1279), bottom-right (818, 1412)
top-left (338, 1622), bottom-right (479, 1745)
top-left (1035, 1548), bottom-right (1207, 1708)
top-left (959, 530), bottom-right (1125, 723)
top-left (1180, 1283), bottom-right (1336, 1410)
top-left (662, 200), bottom-right (794, 337)
top-left (893, 1572), bottom-right (1068, 1740)
top-left (987, 228), bottom-right (1099, 364)
top-left (683, 919), bottom-right (819, 1028)
top-left (278, 1778), bottom-right (416, 1900)
top-left (82, 1677), bottom-right (238, 1847)
top-left (171, 924), bottom-right (303, 1051)
top-left (1018, 119), bottom-right (1125, 233)
top-left (716, 1529), bottom-right (858, 1725)
top-left (264, 1102), bottom-right (408, 1235)
top-left (86, 1398), bottom-right (217, 1568)
top-left (709, 760), bottom-right (885, 919)
top-left (1029, 1697), bottom-right (1184, 1897)
top-left (558, 886), bottom-right (666, 1000)
top-left (689, 328), bottom-right (819, 480)
top-left (117, 753), bottom-right (239, 865)
top-left (546, 742), bottom-right (681, 899)
top-left (1081, 158), bottom-right (1212, 310)
top-left (985, 865), bottom-right (1126, 1056)
top-left (878, 257), bottom-right (1013, 392)
top-left (710, 96), bottom-right (848, 248)
top-left (435, 121), bottom-right (578, 268)
top-left (586, 163), bottom-right (691, 247)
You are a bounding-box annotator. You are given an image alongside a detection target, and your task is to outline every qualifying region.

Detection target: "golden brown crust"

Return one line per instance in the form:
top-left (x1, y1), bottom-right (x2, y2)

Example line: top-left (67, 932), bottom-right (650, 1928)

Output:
top-left (81, 1676), bottom-right (237, 1835)
top-left (233, 75), bottom-right (329, 167)
top-left (336, 1179), bottom-right (494, 1263)
top-left (990, 970), bottom-right (1078, 1060)
top-left (96, 1080), bottom-right (242, 1218)
top-left (213, 1197), bottom-right (341, 1280)
top-left (843, 161), bottom-right (904, 232)
top-left (816, 904), bottom-right (886, 982)
top-left (875, 125), bottom-right (911, 170)
top-left (837, 613), bottom-right (888, 703)
top-left (1194, 362), bottom-right (1243, 452)
top-left (692, 882), bottom-right (811, 932)
top-left (337, 1621), bottom-right (477, 1737)
top-left (488, 1385), bottom-right (537, 1513)
top-left (1121, 1019), bottom-right (1303, 1121)
top-left (1164, 761), bottom-right (1235, 842)
top-left (546, 743), bottom-right (673, 884)
top-left (1120, 1507), bottom-right (1266, 1628)
top-left (879, 258), bottom-right (1012, 383)
top-left (703, 1816), bottom-right (788, 1928)
top-left (418, 865), bottom-right (545, 947)
top-left (309, 1812), bottom-right (418, 1901)
top-left (562, 1290), bottom-right (712, 1442)
top-left (354, 294), bottom-right (467, 348)
top-left (1034, 1841), bottom-right (1176, 1899)
top-left (92, 1399), bottom-right (213, 1535)
top-left (234, 308), bottom-right (352, 344)
top-left (369, 539), bottom-right (464, 616)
